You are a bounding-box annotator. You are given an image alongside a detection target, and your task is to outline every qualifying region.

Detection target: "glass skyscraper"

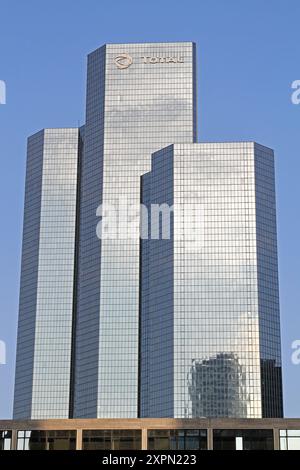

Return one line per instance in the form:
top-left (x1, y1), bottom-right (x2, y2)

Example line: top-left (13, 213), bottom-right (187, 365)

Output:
top-left (73, 43), bottom-right (196, 418)
top-left (14, 42), bottom-right (283, 420)
top-left (140, 143), bottom-right (283, 418)
top-left (14, 128), bottom-right (83, 419)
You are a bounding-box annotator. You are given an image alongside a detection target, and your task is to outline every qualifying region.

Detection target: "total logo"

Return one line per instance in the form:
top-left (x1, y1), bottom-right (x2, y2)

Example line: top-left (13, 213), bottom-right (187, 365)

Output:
top-left (114, 54), bottom-right (184, 69)
top-left (114, 53), bottom-right (133, 70)
top-left (141, 56), bottom-right (184, 64)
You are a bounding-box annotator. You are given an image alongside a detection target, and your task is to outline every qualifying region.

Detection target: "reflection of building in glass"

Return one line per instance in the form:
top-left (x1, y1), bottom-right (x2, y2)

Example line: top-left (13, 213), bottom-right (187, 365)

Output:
top-left (187, 354), bottom-right (248, 418)
top-left (140, 143), bottom-right (283, 418)
top-left (14, 42), bottom-right (283, 420)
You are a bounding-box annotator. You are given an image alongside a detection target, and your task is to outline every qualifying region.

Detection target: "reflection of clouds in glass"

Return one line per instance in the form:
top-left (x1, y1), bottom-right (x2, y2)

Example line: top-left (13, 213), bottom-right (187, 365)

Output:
top-left (20, 128), bottom-right (81, 418)
top-left (106, 96), bottom-right (192, 126)
top-left (81, 43), bottom-right (195, 417)
top-left (0, 80), bottom-right (6, 104)
top-left (0, 340), bottom-right (6, 365)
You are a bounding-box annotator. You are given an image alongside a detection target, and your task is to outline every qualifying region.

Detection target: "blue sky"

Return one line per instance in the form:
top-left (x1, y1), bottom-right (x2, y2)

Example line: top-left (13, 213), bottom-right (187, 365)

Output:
top-left (0, 0), bottom-right (299, 418)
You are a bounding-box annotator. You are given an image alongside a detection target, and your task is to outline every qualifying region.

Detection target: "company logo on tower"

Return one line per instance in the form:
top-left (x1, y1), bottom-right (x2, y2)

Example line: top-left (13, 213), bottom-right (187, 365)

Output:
top-left (141, 56), bottom-right (184, 64)
top-left (114, 53), bottom-right (133, 69)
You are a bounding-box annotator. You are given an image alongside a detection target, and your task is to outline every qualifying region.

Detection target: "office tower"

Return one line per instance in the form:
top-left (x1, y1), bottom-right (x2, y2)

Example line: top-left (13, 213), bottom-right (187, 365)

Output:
top-left (14, 128), bottom-right (83, 419)
top-left (73, 43), bottom-right (197, 417)
top-left (140, 143), bottom-right (283, 418)
top-left (14, 42), bottom-right (283, 421)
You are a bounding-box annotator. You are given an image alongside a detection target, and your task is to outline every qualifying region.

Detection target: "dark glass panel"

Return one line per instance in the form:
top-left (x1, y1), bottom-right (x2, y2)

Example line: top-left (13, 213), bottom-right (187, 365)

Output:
top-left (213, 429), bottom-right (274, 450)
top-left (148, 429), bottom-right (207, 450)
top-left (82, 430), bottom-right (141, 450)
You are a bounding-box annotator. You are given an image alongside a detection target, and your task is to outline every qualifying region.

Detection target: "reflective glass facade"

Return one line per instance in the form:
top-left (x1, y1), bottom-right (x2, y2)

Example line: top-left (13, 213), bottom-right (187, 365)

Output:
top-left (213, 429), bottom-right (274, 450)
top-left (17, 430), bottom-right (76, 450)
top-left (0, 431), bottom-right (12, 450)
top-left (148, 429), bottom-right (207, 450)
top-left (14, 42), bottom-right (283, 421)
top-left (74, 42), bottom-right (197, 417)
top-left (140, 148), bottom-right (174, 416)
top-left (14, 129), bottom-right (82, 419)
top-left (255, 144), bottom-right (283, 417)
top-left (82, 430), bottom-right (141, 450)
top-left (141, 143), bottom-right (283, 418)
top-left (280, 430), bottom-right (300, 450)
top-left (3, 419), bottom-right (300, 450)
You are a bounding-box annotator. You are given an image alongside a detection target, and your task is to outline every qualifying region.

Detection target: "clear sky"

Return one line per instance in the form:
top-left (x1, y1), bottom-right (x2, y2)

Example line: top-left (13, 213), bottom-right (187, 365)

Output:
top-left (0, 0), bottom-right (299, 418)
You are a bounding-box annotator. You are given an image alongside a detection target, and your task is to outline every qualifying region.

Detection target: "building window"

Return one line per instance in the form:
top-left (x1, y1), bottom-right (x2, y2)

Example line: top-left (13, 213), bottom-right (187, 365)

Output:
top-left (17, 430), bottom-right (76, 450)
top-left (148, 430), bottom-right (207, 450)
top-left (82, 430), bottom-right (141, 450)
top-left (0, 431), bottom-right (12, 450)
top-left (213, 429), bottom-right (274, 450)
top-left (280, 430), bottom-right (300, 450)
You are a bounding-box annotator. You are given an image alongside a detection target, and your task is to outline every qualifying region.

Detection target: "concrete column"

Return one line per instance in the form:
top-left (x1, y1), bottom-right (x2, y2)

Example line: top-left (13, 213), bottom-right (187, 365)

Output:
top-left (273, 428), bottom-right (280, 450)
top-left (76, 429), bottom-right (82, 450)
top-left (142, 428), bottom-right (148, 450)
top-left (11, 430), bottom-right (17, 450)
top-left (207, 428), bottom-right (213, 450)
